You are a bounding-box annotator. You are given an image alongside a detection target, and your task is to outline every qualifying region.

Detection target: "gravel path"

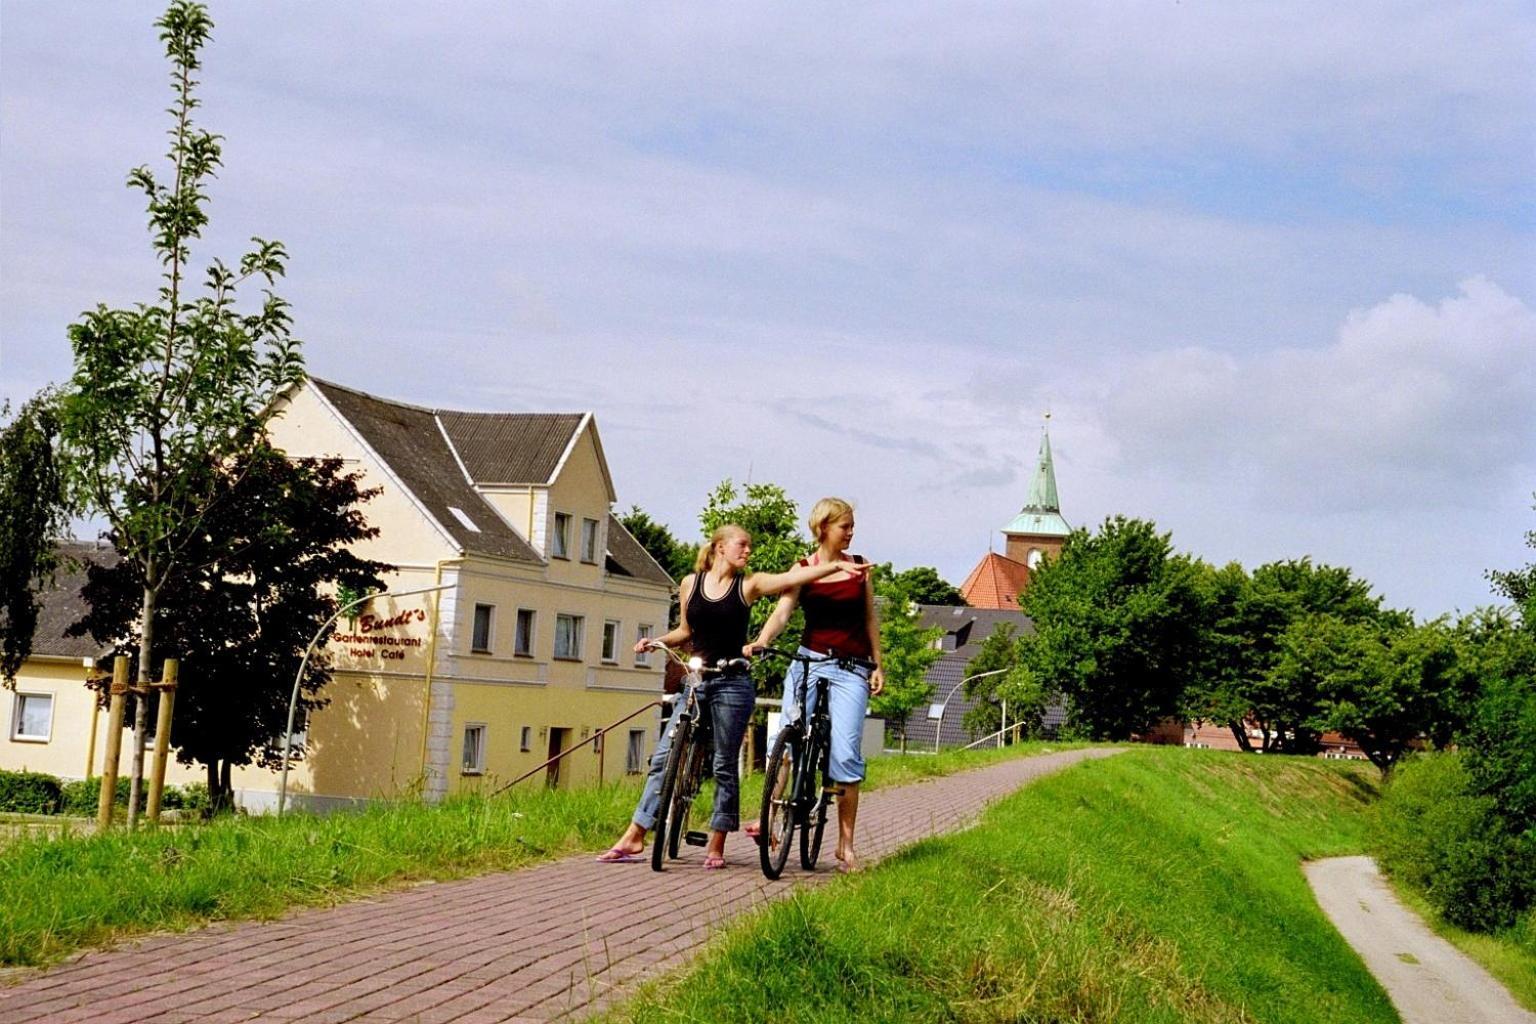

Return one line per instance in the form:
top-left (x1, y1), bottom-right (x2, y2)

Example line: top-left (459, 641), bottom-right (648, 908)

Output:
top-left (1305, 856), bottom-right (1534, 1024)
top-left (0, 747), bottom-right (1121, 1024)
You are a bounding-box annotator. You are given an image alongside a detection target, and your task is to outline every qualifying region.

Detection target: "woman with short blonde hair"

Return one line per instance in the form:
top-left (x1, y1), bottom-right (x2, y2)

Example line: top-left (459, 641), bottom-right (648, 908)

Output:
top-left (749, 497), bottom-right (884, 872)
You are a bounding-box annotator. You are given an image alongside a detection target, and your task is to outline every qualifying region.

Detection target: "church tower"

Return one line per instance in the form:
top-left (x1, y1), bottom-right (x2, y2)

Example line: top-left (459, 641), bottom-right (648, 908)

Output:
top-left (1001, 421), bottom-right (1071, 571)
top-left (958, 418), bottom-right (1072, 610)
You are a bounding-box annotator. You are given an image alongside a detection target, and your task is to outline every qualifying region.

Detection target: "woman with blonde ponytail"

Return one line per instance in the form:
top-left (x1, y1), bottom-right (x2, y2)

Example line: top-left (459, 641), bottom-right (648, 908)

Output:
top-left (596, 523), bottom-right (868, 868)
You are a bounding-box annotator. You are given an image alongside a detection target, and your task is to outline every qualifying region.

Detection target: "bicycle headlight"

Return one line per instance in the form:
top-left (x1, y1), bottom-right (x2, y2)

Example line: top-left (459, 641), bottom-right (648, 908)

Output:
top-left (687, 656), bottom-right (704, 671)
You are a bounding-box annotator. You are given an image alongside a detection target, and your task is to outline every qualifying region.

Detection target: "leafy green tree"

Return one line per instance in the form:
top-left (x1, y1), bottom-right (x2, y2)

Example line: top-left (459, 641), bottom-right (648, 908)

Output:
top-left (1305, 617), bottom-right (1466, 773)
top-left (617, 506), bottom-right (692, 582)
top-left (56, 2), bottom-right (303, 823)
top-left (72, 443), bottom-right (387, 811)
top-left (0, 394), bottom-right (73, 684)
top-left (868, 570), bottom-right (943, 749)
top-left (890, 566), bottom-right (965, 606)
top-left (1185, 557), bottom-right (1394, 753)
top-left (1017, 516), bottom-right (1204, 740)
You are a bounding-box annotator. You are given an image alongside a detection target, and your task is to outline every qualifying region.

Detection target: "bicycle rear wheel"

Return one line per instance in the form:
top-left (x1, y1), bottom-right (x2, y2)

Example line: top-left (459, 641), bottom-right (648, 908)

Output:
top-left (665, 738), bottom-right (711, 859)
top-left (758, 728), bottom-right (800, 879)
top-left (651, 716), bottom-right (695, 872)
top-left (801, 734), bottom-right (830, 870)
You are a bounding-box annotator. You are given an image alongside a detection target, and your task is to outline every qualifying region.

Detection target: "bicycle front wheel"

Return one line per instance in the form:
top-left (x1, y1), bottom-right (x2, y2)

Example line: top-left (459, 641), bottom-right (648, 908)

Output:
top-left (651, 716), bottom-right (695, 872)
top-left (666, 737), bottom-right (711, 860)
top-left (759, 727), bottom-right (800, 879)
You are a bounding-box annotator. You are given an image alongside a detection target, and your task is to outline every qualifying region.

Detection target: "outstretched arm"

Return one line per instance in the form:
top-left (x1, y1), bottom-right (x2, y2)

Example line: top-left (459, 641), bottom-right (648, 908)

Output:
top-left (743, 558), bottom-right (867, 602)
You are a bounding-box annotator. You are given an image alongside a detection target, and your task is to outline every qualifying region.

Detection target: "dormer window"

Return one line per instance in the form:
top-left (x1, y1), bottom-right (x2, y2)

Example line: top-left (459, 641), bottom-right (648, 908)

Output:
top-left (581, 518), bottom-right (600, 563)
top-left (551, 512), bottom-right (571, 559)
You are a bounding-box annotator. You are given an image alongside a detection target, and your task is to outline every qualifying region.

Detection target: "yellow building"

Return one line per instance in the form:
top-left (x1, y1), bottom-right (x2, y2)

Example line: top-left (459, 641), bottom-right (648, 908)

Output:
top-left (1, 378), bottom-right (675, 811)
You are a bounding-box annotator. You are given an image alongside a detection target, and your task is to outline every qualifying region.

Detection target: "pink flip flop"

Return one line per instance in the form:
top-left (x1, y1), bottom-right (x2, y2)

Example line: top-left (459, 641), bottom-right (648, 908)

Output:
top-left (595, 848), bottom-right (643, 864)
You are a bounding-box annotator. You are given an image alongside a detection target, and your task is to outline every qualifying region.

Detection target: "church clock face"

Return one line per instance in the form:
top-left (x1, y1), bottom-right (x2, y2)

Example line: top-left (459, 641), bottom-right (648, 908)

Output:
top-left (1027, 547), bottom-right (1044, 569)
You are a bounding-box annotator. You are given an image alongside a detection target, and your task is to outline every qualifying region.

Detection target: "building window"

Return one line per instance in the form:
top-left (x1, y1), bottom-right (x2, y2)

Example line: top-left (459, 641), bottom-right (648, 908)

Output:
top-left (625, 729), bottom-right (646, 774)
top-left (514, 609), bottom-right (535, 657)
top-left (471, 604), bottom-right (494, 653)
top-left (581, 518), bottom-right (600, 563)
top-left (11, 692), bottom-right (53, 742)
top-left (635, 624), bottom-right (654, 665)
top-left (462, 724), bottom-right (486, 774)
top-left (602, 620), bottom-right (620, 663)
top-left (520, 725), bottom-right (532, 752)
top-left (551, 512), bottom-right (572, 558)
top-left (554, 613), bottom-right (584, 660)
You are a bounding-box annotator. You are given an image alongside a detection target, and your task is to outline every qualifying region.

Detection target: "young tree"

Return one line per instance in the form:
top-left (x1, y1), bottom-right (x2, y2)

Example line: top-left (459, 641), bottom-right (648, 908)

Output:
top-left (962, 622), bottom-right (1049, 739)
top-left (71, 443), bottom-right (387, 810)
top-left (0, 394), bottom-right (73, 684)
top-left (868, 570), bottom-right (943, 750)
top-left (697, 480), bottom-right (809, 682)
top-left (1017, 516), bottom-right (1204, 740)
top-left (57, 2), bottom-right (304, 823)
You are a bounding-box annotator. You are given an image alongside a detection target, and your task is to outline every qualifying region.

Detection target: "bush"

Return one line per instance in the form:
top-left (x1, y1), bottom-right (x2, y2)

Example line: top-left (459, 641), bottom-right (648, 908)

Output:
top-left (59, 777), bottom-right (135, 817)
top-left (0, 770), bottom-right (63, 814)
top-left (1374, 751), bottom-right (1535, 932)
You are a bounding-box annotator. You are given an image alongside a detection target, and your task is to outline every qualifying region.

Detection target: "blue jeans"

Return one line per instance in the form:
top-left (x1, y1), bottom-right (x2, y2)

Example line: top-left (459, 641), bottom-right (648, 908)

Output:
top-left (775, 647), bottom-right (870, 784)
top-left (631, 670), bottom-right (754, 833)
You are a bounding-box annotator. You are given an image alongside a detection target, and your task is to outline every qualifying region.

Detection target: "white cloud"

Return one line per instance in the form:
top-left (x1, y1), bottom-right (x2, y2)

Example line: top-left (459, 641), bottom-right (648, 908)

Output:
top-left (1099, 277), bottom-right (1536, 511)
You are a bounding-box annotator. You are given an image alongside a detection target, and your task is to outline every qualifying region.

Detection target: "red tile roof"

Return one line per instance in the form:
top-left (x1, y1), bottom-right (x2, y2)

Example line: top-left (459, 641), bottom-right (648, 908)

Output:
top-left (959, 552), bottom-right (1031, 610)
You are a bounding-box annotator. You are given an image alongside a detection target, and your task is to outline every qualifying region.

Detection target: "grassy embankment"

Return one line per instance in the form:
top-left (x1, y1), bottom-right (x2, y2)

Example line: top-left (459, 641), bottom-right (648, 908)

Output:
top-left (604, 749), bottom-right (1397, 1024)
top-left (0, 740), bottom-right (1071, 968)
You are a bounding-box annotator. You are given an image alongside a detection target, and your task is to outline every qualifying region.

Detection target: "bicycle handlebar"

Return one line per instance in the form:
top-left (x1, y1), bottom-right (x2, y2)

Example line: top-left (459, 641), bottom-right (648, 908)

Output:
top-left (751, 645), bottom-right (876, 673)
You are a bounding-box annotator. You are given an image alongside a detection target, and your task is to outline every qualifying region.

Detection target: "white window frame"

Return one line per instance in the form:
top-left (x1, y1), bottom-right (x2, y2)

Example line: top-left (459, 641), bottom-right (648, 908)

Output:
top-left (10, 691), bottom-right (54, 743)
top-left (462, 723), bottom-right (487, 774)
top-left (580, 518), bottom-right (600, 563)
top-left (471, 603), bottom-right (494, 654)
top-left (625, 728), bottom-right (646, 774)
top-left (554, 613), bottom-right (585, 660)
top-left (551, 512), bottom-right (572, 559)
top-left (601, 620), bottom-right (621, 664)
top-left (635, 624), bottom-right (654, 666)
top-left (520, 725), bottom-right (532, 752)
top-left (514, 608), bottom-right (535, 657)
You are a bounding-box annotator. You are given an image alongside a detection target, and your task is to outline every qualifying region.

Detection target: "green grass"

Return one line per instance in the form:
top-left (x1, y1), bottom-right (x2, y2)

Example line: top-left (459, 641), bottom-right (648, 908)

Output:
top-left (0, 740), bottom-right (1057, 968)
top-left (602, 749), bottom-right (1396, 1024)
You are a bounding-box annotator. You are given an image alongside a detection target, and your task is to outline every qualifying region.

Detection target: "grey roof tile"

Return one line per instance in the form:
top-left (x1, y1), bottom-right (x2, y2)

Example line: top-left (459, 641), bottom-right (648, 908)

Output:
top-left (30, 540), bottom-right (116, 660)
top-left (310, 379), bottom-right (544, 564)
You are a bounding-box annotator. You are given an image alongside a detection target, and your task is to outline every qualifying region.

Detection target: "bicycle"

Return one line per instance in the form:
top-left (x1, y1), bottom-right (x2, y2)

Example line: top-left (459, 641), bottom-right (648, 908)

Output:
top-left (755, 645), bottom-right (874, 879)
top-left (646, 641), bottom-right (750, 872)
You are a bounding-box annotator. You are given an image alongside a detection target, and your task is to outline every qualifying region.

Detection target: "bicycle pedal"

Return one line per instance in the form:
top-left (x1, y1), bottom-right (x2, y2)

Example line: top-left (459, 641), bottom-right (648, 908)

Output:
top-left (684, 831), bottom-right (709, 847)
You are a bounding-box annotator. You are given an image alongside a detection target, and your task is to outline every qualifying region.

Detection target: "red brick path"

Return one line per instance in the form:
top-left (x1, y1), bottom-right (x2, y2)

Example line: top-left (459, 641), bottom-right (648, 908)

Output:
top-left (0, 748), bottom-right (1120, 1024)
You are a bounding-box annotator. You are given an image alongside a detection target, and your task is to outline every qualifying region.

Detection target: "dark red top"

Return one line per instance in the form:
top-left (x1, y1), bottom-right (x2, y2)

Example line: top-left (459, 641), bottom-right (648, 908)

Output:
top-left (799, 555), bottom-right (872, 658)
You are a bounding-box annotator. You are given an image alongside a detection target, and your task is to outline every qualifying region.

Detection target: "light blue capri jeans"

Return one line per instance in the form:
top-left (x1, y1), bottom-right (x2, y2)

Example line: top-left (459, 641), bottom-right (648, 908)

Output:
top-left (775, 647), bottom-right (871, 784)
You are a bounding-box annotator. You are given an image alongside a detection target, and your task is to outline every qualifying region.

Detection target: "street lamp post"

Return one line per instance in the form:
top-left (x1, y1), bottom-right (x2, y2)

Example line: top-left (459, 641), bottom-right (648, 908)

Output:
top-left (930, 668), bottom-right (1009, 754)
top-left (277, 583), bottom-right (452, 815)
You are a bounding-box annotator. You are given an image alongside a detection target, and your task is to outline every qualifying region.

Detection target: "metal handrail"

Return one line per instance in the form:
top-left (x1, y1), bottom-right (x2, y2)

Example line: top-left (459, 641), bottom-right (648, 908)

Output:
top-left (960, 721), bottom-right (1025, 750)
top-left (492, 698), bottom-right (667, 794)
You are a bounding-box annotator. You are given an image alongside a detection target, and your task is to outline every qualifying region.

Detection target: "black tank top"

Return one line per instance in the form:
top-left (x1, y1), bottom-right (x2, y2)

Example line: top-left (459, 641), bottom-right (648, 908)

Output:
top-left (686, 572), bottom-right (750, 666)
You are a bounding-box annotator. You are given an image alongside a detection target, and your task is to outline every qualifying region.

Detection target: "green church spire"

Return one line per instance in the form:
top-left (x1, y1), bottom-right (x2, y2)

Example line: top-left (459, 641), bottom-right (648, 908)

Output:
top-left (1000, 417), bottom-right (1071, 539)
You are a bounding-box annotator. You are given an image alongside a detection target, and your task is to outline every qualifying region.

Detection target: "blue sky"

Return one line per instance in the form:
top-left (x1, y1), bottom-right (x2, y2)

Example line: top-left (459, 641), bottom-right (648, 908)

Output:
top-left (3, 2), bottom-right (1533, 616)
